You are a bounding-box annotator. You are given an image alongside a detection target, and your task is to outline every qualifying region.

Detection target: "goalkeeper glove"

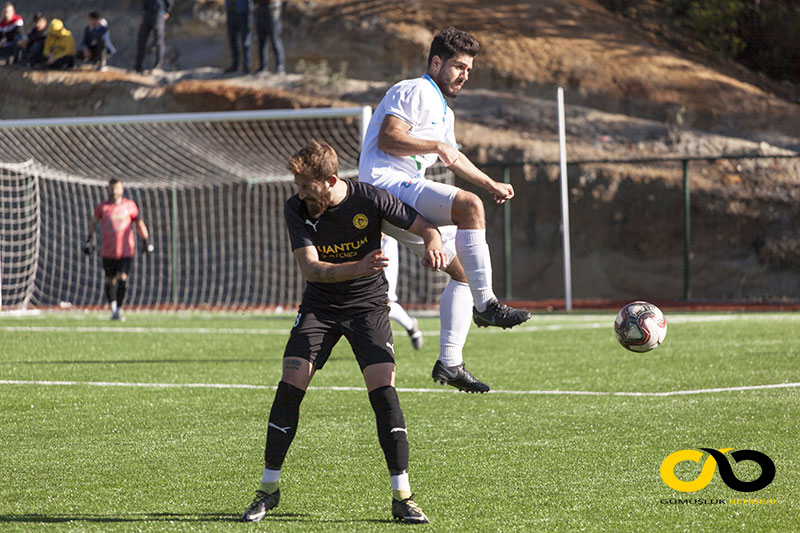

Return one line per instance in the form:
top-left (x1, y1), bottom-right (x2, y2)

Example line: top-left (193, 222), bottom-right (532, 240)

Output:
top-left (82, 236), bottom-right (95, 255)
top-left (143, 240), bottom-right (155, 254)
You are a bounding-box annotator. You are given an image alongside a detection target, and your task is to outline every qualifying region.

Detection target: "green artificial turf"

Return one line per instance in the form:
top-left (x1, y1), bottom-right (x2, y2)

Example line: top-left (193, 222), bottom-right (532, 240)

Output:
top-left (1, 311), bottom-right (798, 531)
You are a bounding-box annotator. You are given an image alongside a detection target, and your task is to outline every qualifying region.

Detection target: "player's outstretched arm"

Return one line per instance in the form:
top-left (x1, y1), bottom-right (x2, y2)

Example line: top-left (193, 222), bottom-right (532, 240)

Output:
top-left (378, 115), bottom-right (513, 204)
top-left (377, 115), bottom-right (454, 161)
top-left (293, 246), bottom-right (388, 283)
top-left (449, 153), bottom-right (515, 204)
top-left (406, 214), bottom-right (447, 272)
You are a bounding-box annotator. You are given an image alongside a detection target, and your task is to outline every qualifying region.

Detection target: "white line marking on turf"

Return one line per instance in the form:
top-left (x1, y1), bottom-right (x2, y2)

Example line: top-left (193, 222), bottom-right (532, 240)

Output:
top-left (500, 314), bottom-right (800, 334)
top-left (0, 326), bottom-right (289, 335)
top-left (1, 380), bottom-right (798, 397)
top-left (2, 313), bottom-right (798, 336)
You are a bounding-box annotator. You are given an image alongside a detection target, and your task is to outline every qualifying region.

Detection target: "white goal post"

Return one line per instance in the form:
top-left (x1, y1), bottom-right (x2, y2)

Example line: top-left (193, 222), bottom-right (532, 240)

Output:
top-left (0, 107), bottom-right (452, 311)
top-left (0, 160), bottom-right (40, 310)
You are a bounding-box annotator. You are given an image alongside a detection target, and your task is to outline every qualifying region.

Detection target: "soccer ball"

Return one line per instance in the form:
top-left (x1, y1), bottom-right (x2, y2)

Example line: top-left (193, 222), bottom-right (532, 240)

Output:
top-left (614, 301), bottom-right (667, 352)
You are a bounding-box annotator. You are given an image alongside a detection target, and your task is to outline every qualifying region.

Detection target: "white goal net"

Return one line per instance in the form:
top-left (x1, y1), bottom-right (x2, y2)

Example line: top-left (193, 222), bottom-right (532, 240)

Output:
top-left (0, 108), bottom-right (451, 311)
top-left (0, 161), bottom-right (40, 309)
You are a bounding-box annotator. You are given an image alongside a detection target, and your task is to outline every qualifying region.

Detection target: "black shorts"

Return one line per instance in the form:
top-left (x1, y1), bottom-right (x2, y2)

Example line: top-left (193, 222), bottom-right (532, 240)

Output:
top-left (102, 257), bottom-right (133, 278)
top-left (284, 306), bottom-right (395, 371)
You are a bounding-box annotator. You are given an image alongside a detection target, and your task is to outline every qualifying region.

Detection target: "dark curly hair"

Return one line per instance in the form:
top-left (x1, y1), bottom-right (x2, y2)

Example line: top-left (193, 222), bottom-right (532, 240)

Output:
top-left (427, 27), bottom-right (480, 67)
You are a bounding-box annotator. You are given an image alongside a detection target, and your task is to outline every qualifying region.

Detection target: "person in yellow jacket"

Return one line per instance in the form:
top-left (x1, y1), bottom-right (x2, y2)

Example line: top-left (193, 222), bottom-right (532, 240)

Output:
top-left (43, 17), bottom-right (75, 69)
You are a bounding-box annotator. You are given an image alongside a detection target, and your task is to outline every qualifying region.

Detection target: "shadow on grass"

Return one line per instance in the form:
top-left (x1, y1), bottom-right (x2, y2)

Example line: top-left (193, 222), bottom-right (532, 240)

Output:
top-left (0, 358), bottom-right (266, 366)
top-left (0, 512), bottom-right (394, 525)
top-left (0, 513), bottom-right (240, 523)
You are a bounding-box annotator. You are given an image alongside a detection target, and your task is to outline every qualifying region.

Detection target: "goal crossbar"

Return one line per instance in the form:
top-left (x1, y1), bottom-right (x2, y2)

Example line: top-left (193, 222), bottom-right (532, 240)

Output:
top-left (0, 107), bottom-right (452, 311)
top-left (0, 107), bottom-right (370, 187)
top-left (0, 107), bottom-right (368, 129)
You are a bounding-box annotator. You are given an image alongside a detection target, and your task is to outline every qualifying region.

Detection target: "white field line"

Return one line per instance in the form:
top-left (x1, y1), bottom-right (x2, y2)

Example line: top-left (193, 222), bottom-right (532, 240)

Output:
top-left (0, 326), bottom-right (289, 335)
top-left (0, 379), bottom-right (798, 397)
top-left (1, 313), bottom-right (798, 336)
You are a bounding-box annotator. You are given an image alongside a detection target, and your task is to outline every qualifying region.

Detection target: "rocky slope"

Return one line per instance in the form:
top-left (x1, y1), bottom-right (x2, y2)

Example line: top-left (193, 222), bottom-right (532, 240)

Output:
top-left (2, 0), bottom-right (799, 302)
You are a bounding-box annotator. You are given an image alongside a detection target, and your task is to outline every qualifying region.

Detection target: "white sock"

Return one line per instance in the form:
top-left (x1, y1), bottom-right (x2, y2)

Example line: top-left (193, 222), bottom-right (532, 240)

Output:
top-left (260, 468), bottom-right (281, 494)
top-left (391, 472), bottom-right (411, 501)
top-left (388, 301), bottom-right (416, 332)
top-left (261, 468), bottom-right (281, 484)
top-left (455, 229), bottom-right (496, 312)
top-left (110, 300), bottom-right (118, 313)
top-left (391, 472), bottom-right (410, 491)
top-left (438, 279), bottom-right (472, 366)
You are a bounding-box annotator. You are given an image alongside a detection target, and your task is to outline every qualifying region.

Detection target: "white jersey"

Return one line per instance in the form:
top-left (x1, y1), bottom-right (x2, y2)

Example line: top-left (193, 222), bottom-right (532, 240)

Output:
top-left (359, 74), bottom-right (458, 205)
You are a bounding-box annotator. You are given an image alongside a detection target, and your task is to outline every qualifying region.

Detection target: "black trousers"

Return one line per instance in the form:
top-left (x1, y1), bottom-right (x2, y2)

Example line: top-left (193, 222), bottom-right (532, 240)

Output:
top-left (84, 44), bottom-right (108, 64)
top-left (21, 41), bottom-right (45, 66)
top-left (227, 11), bottom-right (252, 70)
top-left (135, 14), bottom-right (166, 70)
top-left (255, 3), bottom-right (284, 72)
top-left (47, 55), bottom-right (75, 69)
top-left (0, 41), bottom-right (16, 63)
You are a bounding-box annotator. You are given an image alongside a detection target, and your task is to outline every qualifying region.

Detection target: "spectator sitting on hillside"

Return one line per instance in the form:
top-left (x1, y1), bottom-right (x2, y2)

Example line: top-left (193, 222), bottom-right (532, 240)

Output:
top-left (15, 12), bottom-right (47, 68)
top-left (0, 2), bottom-right (23, 65)
top-left (43, 18), bottom-right (75, 69)
top-left (77, 11), bottom-right (115, 71)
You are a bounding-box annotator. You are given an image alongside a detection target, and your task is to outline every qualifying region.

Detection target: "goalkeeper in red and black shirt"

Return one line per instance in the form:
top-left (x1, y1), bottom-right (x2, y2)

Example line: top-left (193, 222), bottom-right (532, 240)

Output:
top-left (241, 139), bottom-right (446, 525)
top-left (84, 178), bottom-right (154, 321)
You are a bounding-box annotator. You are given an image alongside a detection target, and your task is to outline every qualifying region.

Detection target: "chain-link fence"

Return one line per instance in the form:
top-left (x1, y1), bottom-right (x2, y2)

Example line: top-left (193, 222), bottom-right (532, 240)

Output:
top-left (472, 154), bottom-right (800, 304)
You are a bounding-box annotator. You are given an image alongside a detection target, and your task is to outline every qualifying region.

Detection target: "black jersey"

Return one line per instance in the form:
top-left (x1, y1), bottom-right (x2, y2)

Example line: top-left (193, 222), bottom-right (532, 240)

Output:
top-left (285, 180), bottom-right (418, 312)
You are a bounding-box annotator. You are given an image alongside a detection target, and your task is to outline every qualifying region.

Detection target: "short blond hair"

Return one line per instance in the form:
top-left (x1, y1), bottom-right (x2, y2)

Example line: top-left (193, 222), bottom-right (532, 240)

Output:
top-left (288, 139), bottom-right (338, 182)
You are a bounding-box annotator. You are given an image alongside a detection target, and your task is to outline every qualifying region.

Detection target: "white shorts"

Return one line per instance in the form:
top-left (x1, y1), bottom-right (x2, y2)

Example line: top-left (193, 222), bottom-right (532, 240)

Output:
top-left (381, 234), bottom-right (400, 302)
top-left (382, 221), bottom-right (458, 268)
top-left (369, 174), bottom-right (459, 227)
top-left (370, 174), bottom-right (460, 266)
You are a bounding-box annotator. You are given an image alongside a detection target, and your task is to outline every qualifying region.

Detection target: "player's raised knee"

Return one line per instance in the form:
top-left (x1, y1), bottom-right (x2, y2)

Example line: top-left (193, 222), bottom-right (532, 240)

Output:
top-left (452, 190), bottom-right (485, 228)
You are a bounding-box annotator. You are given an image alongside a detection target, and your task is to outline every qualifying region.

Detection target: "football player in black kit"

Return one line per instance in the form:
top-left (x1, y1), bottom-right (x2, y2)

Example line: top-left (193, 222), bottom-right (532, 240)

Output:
top-left (241, 139), bottom-right (447, 524)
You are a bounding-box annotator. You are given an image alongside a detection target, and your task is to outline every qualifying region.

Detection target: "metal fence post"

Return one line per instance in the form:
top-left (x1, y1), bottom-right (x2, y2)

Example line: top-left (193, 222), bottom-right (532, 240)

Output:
top-left (503, 165), bottom-right (512, 300)
top-left (171, 182), bottom-right (179, 305)
top-left (683, 159), bottom-right (691, 301)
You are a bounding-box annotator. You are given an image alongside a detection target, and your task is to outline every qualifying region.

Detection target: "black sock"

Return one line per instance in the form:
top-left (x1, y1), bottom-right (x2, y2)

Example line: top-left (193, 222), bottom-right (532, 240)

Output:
top-left (368, 385), bottom-right (409, 475)
top-left (264, 380), bottom-right (305, 470)
top-left (105, 279), bottom-right (116, 303)
top-left (116, 279), bottom-right (127, 306)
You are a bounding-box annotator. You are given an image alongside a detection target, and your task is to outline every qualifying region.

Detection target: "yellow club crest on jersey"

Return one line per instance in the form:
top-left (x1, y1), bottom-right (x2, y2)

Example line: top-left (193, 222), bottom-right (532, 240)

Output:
top-left (353, 213), bottom-right (368, 229)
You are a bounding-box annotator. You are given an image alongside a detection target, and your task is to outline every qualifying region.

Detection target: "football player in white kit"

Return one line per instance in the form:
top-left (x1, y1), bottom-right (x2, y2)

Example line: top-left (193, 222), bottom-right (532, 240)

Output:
top-left (359, 27), bottom-right (531, 393)
top-left (381, 234), bottom-right (424, 350)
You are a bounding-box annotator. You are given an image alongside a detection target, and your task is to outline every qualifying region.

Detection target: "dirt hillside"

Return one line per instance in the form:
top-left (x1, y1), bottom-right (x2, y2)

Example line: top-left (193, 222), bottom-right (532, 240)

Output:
top-left (2, 0), bottom-right (799, 302)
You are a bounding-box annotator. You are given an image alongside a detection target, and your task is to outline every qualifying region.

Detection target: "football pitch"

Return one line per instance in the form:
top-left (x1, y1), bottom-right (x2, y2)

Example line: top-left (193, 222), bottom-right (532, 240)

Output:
top-left (1, 311), bottom-right (798, 531)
